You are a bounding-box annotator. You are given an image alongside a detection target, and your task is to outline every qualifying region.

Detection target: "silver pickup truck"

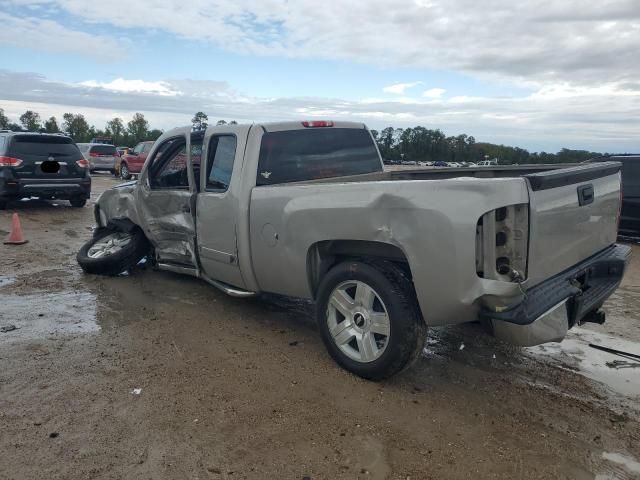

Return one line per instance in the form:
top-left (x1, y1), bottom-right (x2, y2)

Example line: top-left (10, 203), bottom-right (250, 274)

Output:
top-left (77, 121), bottom-right (630, 379)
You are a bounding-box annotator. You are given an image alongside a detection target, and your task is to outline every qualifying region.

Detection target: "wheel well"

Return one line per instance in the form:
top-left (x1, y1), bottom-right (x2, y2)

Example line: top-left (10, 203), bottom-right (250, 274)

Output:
top-left (106, 217), bottom-right (142, 234)
top-left (307, 240), bottom-right (411, 299)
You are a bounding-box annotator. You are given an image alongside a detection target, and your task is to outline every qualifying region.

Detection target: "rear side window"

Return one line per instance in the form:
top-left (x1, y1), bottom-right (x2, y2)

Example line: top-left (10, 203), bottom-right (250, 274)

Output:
top-left (90, 145), bottom-right (116, 155)
top-left (256, 128), bottom-right (381, 186)
top-left (8, 135), bottom-right (82, 159)
top-left (206, 136), bottom-right (237, 191)
top-left (143, 143), bottom-right (154, 153)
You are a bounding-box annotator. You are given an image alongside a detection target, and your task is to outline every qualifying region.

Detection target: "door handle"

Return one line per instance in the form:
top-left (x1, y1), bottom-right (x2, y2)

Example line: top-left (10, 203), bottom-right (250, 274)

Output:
top-left (577, 184), bottom-right (594, 206)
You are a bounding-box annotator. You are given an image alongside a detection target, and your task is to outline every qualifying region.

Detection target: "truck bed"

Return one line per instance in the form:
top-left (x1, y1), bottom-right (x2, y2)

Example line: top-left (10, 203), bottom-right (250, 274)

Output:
top-left (297, 163), bottom-right (580, 184)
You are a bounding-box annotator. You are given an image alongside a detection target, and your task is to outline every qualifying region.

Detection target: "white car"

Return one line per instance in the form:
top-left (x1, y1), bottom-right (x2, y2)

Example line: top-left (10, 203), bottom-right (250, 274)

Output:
top-left (77, 143), bottom-right (118, 173)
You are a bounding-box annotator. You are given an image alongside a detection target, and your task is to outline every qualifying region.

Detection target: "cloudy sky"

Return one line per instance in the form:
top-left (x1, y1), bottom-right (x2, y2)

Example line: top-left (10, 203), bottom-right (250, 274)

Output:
top-left (1, 0), bottom-right (639, 152)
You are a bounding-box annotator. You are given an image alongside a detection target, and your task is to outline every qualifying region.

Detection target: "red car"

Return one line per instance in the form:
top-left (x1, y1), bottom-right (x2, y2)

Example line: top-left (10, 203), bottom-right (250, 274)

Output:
top-left (117, 141), bottom-right (154, 179)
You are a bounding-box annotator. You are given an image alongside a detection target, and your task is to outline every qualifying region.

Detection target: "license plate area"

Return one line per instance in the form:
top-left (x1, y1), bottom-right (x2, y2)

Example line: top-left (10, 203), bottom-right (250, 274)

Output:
top-left (41, 160), bottom-right (60, 174)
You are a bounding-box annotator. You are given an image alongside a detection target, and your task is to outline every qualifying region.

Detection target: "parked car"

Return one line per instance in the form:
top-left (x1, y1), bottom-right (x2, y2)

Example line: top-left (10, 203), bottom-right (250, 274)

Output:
top-left (117, 141), bottom-right (155, 179)
top-left (77, 143), bottom-right (118, 174)
top-left (77, 121), bottom-right (629, 380)
top-left (433, 160), bottom-right (449, 167)
top-left (0, 131), bottom-right (90, 208)
top-left (90, 136), bottom-right (113, 144)
top-left (478, 159), bottom-right (498, 166)
top-left (591, 154), bottom-right (640, 234)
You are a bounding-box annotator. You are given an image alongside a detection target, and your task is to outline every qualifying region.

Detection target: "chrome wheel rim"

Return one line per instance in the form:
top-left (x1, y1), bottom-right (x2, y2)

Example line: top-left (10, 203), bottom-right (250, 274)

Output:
top-left (121, 165), bottom-right (128, 178)
top-left (87, 232), bottom-right (132, 259)
top-left (327, 280), bottom-right (390, 363)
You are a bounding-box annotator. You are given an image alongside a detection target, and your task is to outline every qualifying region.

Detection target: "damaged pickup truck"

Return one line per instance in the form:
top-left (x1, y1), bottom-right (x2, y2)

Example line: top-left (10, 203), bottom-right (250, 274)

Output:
top-left (77, 121), bottom-right (630, 379)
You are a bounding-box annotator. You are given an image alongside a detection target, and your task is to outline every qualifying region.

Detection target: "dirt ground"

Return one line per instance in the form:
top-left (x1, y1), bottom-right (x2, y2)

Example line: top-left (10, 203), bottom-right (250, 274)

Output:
top-left (1, 175), bottom-right (639, 480)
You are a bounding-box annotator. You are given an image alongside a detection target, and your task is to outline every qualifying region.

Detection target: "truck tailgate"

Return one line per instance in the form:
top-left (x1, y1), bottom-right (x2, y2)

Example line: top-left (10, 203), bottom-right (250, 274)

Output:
top-left (525, 162), bottom-right (621, 286)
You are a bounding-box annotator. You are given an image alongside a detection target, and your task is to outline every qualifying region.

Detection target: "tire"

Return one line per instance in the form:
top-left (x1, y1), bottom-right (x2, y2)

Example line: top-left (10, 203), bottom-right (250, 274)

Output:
top-left (316, 260), bottom-right (427, 381)
top-left (69, 197), bottom-right (87, 208)
top-left (77, 228), bottom-right (150, 276)
top-left (0, 200), bottom-right (7, 210)
top-left (120, 163), bottom-right (131, 180)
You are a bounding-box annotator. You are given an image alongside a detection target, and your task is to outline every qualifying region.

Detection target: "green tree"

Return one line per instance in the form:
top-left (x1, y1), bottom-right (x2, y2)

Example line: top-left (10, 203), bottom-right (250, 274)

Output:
top-left (229, 120), bottom-right (238, 125)
top-left (44, 116), bottom-right (59, 133)
top-left (106, 117), bottom-right (124, 144)
top-left (127, 113), bottom-right (149, 144)
top-left (0, 108), bottom-right (9, 129)
top-left (62, 113), bottom-right (90, 141)
top-left (191, 111), bottom-right (208, 130)
top-left (216, 119), bottom-right (227, 126)
top-left (19, 110), bottom-right (41, 131)
top-left (147, 129), bottom-right (163, 141)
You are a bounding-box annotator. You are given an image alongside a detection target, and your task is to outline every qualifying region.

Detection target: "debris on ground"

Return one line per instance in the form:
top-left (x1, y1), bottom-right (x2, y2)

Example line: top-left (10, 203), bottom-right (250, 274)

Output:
top-left (131, 388), bottom-right (142, 395)
top-left (1, 325), bottom-right (18, 333)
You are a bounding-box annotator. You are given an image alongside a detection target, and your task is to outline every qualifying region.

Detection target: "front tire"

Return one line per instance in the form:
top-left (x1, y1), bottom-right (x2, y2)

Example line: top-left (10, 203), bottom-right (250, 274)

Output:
top-left (77, 228), bottom-right (150, 276)
top-left (316, 260), bottom-right (427, 380)
top-left (120, 163), bottom-right (131, 180)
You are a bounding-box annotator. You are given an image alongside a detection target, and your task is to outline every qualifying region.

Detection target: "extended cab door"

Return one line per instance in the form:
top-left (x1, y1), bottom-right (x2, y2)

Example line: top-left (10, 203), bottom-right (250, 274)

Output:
top-left (196, 125), bottom-right (251, 288)
top-left (137, 129), bottom-right (202, 270)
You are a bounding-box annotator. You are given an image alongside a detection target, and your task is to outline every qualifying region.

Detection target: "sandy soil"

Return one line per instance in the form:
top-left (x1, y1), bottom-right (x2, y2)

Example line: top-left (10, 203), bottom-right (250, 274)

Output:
top-left (1, 175), bottom-right (639, 480)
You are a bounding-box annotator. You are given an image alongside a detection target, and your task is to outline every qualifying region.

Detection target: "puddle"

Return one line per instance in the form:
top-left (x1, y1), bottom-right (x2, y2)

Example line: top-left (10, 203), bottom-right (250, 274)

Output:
top-left (0, 291), bottom-right (99, 342)
top-left (527, 327), bottom-right (640, 398)
top-left (0, 276), bottom-right (16, 288)
top-left (596, 452), bottom-right (640, 479)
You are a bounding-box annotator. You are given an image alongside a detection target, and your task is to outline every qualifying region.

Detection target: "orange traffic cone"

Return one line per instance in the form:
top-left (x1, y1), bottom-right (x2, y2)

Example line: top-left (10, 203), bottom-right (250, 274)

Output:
top-left (4, 213), bottom-right (28, 245)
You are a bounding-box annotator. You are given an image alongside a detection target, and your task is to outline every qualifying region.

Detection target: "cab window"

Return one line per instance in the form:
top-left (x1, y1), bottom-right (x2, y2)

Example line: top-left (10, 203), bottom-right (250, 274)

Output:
top-left (148, 138), bottom-right (188, 189)
top-left (206, 135), bottom-right (237, 192)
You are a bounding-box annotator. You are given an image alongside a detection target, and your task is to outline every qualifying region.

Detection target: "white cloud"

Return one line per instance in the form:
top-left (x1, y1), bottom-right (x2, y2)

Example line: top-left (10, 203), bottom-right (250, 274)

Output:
top-left (383, 82), bottom-right (423, 95)
top-left (423, 88), bottom-right (446, 98)
top-left (1, 70), bottom-right (639, 153)
top-left (80, 79), bottom-right (181, 96)
top-left (6, 0), bottom-right (637, 88)
top-left (0, 12), bottom-right (125, 61)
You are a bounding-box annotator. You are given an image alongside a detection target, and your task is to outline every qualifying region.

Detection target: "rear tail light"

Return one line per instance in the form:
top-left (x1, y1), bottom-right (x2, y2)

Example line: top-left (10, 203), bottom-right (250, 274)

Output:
top-left (302, 120), bottom-right (334, 128)
top-left (89, 152), bottom-right (99, 157)
top-left (76, 159), bottom-right (90, 168)
top-left (476, 204), bottom-right (529, 282)
top-left (0, 156), bottom-right (23, 167)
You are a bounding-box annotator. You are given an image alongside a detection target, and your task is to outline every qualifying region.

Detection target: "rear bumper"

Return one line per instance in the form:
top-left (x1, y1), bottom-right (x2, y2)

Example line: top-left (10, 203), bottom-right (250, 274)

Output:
top-left (0, 177), bottom-right (91, 200)
top-left (90, 159), bottom-right (116, 170)
top-left (481, 243), bottom-right (631, 345)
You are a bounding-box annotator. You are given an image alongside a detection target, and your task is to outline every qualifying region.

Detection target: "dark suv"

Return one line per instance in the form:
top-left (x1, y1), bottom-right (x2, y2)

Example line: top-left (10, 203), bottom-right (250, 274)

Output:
top-left (0, 131), bottom-right (91, 209)
top-left (590, 154), bottom-right (640, 234)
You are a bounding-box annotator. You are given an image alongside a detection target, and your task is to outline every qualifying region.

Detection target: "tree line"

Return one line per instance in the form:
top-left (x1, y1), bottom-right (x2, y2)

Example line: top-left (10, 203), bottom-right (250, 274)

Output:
top-left (0, 108), bottom-right (236, 148)
top-left (1, 107), bottom-right (607, 162)
top-left (371, 126), bottom-right (606, 164)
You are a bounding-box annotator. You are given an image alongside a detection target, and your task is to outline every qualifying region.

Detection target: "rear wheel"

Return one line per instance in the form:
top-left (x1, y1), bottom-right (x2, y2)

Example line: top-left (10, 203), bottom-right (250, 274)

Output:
top-left (120, 163), bottom-right (131, 180)
top-left (316, 260), bottom-right (427, 380)
top-left (77, 228), bottom-right (150, 275)
top-left (69, 197), bottom-right (87, 208)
